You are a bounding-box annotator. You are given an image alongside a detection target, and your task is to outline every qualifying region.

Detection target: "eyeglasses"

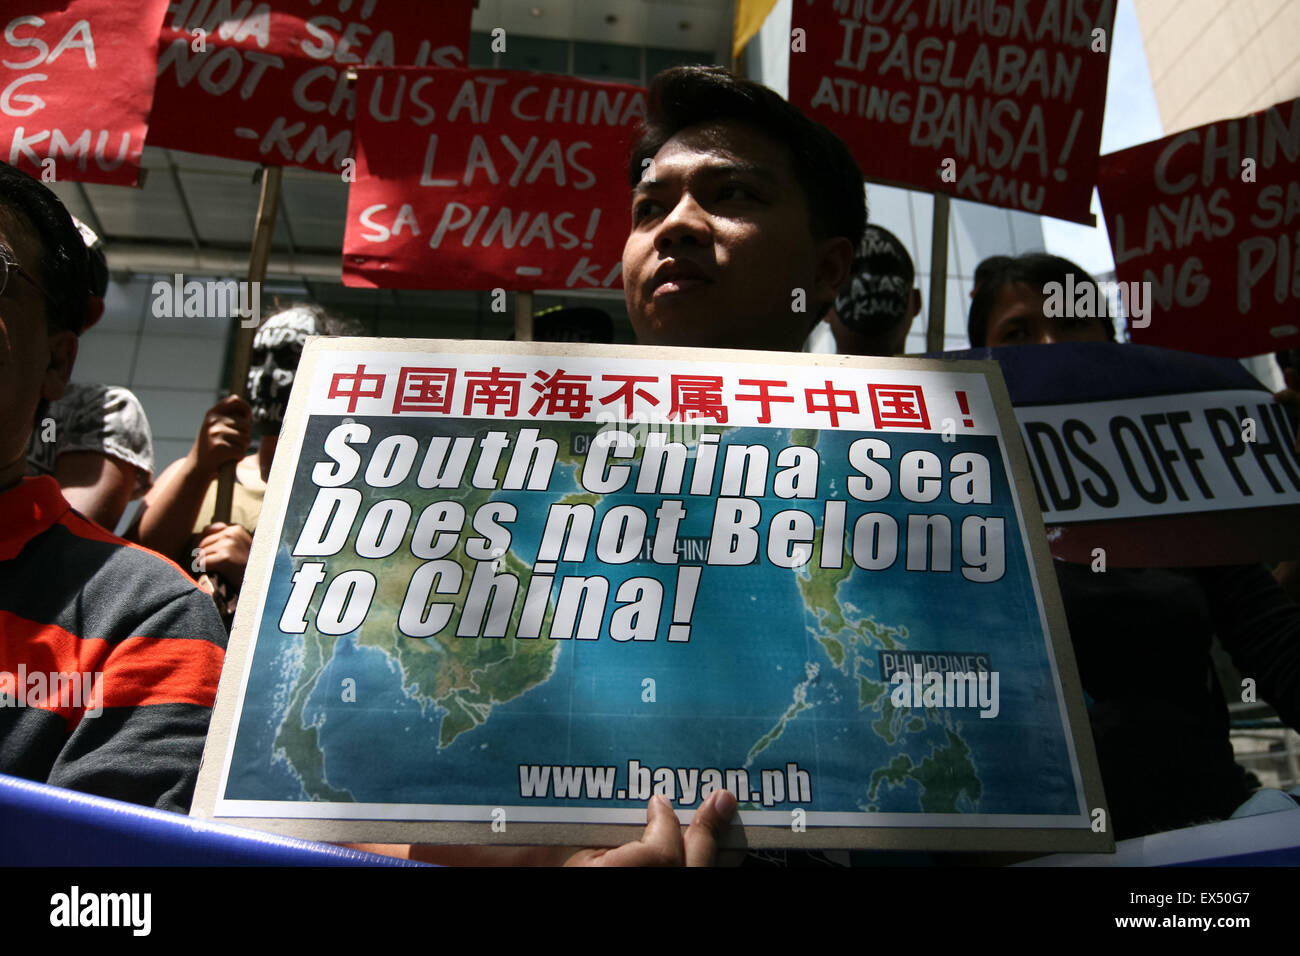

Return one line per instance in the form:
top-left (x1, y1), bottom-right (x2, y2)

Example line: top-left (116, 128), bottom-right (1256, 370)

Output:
top-left (0, 242), bottom-right (58, 305)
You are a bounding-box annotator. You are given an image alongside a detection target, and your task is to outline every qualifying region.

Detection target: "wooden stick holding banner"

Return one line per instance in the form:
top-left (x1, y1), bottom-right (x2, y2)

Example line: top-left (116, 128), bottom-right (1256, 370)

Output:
top-left (515, 290), bottom-right (535, 342)
top-left (213, 164), bottom-right (283, 524)
top-left (925, 193), bottom-right (950, 354)
top-left (727, 0), bottom-right (740, 72)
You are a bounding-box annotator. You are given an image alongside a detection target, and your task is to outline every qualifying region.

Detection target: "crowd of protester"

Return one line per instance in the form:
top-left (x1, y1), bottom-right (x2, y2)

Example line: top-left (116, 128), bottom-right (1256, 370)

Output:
top-left (2, 63), bottom-right (1298, 865)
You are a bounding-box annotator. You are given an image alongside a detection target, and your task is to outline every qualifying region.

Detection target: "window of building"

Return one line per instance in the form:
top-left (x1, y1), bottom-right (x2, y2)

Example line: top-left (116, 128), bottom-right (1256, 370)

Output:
top-left (645, 46), bottom-right (709, 79)
top-left (497, 35), bottom-right (569, 74)
top-left (574, 41), bottom-right (641, 83)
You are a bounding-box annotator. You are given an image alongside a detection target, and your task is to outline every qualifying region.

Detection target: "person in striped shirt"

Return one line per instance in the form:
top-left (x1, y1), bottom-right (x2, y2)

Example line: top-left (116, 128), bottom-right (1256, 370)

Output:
top-left (0, 161), bottom-right (227, 814)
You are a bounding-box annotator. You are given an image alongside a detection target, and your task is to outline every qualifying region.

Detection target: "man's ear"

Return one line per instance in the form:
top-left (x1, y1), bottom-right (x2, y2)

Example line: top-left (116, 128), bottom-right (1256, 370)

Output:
top-left (42, 330), bottom-right (77, 402)
top-left (813, 236), bottom-right (854, 315)
top-left (908, 288), bottom-right (922, 320)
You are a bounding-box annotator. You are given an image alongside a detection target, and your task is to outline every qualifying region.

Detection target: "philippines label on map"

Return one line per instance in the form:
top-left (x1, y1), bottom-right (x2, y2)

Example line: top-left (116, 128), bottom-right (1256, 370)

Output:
top-left (193, 339), bottom-right (1110, 853)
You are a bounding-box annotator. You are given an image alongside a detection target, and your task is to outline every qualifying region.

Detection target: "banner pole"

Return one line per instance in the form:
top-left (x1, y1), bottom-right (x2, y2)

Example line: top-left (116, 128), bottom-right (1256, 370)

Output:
top-left (515, 290), bottom-right (534, 342)
top-left (727, 0), bottom-right (738, 72)
top-left (213, 164), bottom-right (283, 524)
top-left (925, 192), bottom-right (950, 354)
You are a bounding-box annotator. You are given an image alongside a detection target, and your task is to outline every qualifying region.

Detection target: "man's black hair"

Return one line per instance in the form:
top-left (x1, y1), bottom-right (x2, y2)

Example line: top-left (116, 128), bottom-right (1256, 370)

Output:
top-left (72, 215), bottom-right (109, 298)
top-left (834, 224), bottom-right (915, 334)
top-left (258, 300), bottom-right (366, 338)
top-left (967, 252), bottom-right (1116, 347)
top-left (532, 305), bottom-right (614, 343)
top-left (971, 255), bottom-right (1013, 298)
top-left (0, 161), bottom-right (91, 335)
top-left (629, 66), bottom-right (866, 250)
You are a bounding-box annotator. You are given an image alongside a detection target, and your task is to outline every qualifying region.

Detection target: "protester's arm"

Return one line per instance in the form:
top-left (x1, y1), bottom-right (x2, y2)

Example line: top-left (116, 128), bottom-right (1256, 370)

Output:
top-left (351, 789), bottom-right (737, 866)
top-left (126, 456), bottom-right (213, 566)
top-left (53, 451), bottom-right (136, 530)
top-left (129, 396), bottom-right (251, 565)
top-left (1199, 563), bottom-right (1300, 728)
top-left (44, 585), bottom-right (228, 814)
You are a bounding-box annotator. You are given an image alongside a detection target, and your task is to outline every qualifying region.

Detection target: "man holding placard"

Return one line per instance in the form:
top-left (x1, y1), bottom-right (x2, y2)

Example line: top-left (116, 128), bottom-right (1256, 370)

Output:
top-left (198, 66), bottom-right (1107, 862)
top-left (382, 67), bottom-right (869, 864)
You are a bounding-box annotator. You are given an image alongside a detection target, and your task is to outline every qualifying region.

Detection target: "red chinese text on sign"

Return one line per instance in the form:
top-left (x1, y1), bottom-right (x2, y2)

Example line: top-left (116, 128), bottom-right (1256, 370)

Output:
top-left (669, 376), bottom-right (728, 423)
top-left (393, 367), bottom-right (456, 415)
top-left (329, 364), bottom-right (386, 412)
top-left (463, 367), bottom-right (528, 417)
top-left (735, 379), bottom-right (795, 425)
top-left (529, 369), bottom-right (594, 419)
top-left (868, 384), bottom-right (931, 429)
top-left (599, 375), bottom-right (661, 418)
top-left (805, 380), bottom-right (859, 427)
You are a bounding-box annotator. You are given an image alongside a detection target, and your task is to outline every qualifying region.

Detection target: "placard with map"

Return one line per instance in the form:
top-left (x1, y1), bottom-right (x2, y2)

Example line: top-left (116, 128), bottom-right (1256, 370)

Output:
top-left (193, 339), bottom-right (1109, 853)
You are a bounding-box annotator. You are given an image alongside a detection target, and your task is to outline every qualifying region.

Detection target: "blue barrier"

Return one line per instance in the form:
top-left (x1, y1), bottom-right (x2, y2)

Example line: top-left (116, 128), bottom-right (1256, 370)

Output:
top-left (1019, 801), bottom-right (1300, 866)
top-left (0, 773), bottom-right (427, 866)
top-left (6, 770), bottom-right (1297, 866)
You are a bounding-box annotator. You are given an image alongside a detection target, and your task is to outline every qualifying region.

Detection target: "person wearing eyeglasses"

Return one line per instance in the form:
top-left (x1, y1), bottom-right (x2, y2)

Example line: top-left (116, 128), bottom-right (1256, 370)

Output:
top-left (0, 160), bottom-right (227, 814)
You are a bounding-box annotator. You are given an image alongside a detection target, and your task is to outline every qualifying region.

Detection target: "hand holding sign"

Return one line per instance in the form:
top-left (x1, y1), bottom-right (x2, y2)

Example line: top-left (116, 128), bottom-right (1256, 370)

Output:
top-left (363, 789), bottom-right (738, 865)
top-left (563, 790), bottom-right (738, 866)
top-left (190, 395), bottom-right (253, 477)
top-left (195, 522), bottom-right (253, 590)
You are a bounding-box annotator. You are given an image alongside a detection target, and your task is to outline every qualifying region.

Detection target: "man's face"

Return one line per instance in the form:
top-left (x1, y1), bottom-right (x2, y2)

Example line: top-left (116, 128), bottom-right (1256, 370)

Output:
top-left (0, 209), bottom-right (75, 484)
top-left (984, 281), bottom-right (1110, 346)
top-left (829, 287), bottom-right (921, 358)
top-left (247, 308), bottom-right (316, 432)
top-left (622, 120), bottom-right (850, 351)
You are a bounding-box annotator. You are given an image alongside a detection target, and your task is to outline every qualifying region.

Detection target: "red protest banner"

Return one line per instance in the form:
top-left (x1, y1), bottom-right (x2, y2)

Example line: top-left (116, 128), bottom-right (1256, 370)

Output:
top-left (1098, 97), bottom-right (1300, 359)
top-left (787, 0), bottom-right (1113, 224)
top-left (1, 0), bottom-right (169, 186)
top-left (147, 0), bottom-right (473, 172)
top-left (343, 68), bottom-right (645, 292)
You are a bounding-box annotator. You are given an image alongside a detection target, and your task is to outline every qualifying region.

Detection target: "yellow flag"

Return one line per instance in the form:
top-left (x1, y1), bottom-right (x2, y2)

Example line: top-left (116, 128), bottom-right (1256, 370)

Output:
top-left (733, 0), bottom-right (780, 60)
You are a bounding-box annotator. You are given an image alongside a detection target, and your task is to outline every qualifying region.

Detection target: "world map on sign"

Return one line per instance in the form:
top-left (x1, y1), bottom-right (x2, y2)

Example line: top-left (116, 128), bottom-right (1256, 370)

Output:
top-left (220, 415), bottom-right (1083, 824)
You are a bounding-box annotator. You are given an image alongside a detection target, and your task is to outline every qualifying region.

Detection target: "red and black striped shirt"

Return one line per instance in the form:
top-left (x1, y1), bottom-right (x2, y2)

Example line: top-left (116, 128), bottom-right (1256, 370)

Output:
top-left (0, 476), bottom-right (227, 813)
